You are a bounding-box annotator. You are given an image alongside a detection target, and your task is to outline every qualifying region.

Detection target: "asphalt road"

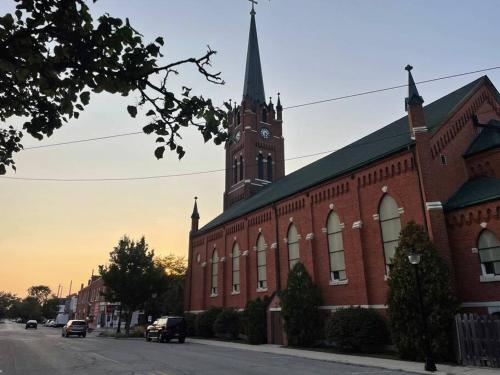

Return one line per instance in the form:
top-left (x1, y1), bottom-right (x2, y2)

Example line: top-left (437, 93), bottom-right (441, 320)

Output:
top-left (0, 320), bottom-right (413, 375)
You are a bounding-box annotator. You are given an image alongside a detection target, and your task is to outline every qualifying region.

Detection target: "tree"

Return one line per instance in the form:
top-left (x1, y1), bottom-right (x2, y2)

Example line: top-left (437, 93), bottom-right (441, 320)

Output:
top-left (27, 285), bottom-right (51, 305)
top-left (387, 221), bottom-right (458, 361)
top-left (0, 0), bottom-right (229, 174)
top-left (99, 236), bottom-right (167, 334)
top-left (244, 297), bottom-right (269, 345)
top-left (280, 262), bottom-right (323, 347)
top-left (41, 295), bottom-right (60, 319)
top-left (0, 291), bottom-right (18, 319)
top-left (147, 254), bottom-right (187, 317)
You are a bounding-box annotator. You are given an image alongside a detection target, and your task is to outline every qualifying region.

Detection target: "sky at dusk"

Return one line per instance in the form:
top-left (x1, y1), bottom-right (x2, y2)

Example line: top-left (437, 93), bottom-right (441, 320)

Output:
top-left (1, 0), bottom-right (500, 297)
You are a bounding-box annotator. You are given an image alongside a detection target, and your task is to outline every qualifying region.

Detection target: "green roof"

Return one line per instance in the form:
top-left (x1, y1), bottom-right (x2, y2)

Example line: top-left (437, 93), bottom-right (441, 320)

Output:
top-left (198, 76), bottom-right (492, 234)
top-left (444, 177), bottom-right (500, 212)
top-left (464, 119), bottom-right (500, 157)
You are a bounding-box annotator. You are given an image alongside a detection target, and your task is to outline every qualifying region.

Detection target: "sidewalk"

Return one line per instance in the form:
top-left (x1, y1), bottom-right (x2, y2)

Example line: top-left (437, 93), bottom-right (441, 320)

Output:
top-left (188, 338), bottom-right (498, 375)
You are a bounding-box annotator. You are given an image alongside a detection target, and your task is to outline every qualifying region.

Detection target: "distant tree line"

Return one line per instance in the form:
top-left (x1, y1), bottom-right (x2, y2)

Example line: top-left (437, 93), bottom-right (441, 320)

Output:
top-left (0, 285), bottom-right (60, 321)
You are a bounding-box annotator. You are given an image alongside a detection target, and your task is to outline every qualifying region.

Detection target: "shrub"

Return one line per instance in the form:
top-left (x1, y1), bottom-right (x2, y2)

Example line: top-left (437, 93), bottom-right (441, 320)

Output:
top-left (132, 325), bottom-right (146, 338)
top-left (184, 313), bottom-right (197, 337)
top-left (325, 307), bottom-right (389, 352)
top-left (213, 308), bottom-right (240, 339)
top-left (280, 262), bottom-right (323, 347)
top-left (387, 221), bottom-right (458, 361)
top-left (244, 297), bottom-right (268, 344)
top-left (197, 307), bottom-right (222, 337)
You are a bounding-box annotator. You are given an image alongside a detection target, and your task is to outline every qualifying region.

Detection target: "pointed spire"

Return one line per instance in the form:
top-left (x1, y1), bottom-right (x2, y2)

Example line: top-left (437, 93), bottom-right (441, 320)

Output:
top-left (191, 197), bottom-right (199, 220)
top-left (405, 64), bottom-right (424, 111)
top-left (242, 3), bottom-right (266, 104)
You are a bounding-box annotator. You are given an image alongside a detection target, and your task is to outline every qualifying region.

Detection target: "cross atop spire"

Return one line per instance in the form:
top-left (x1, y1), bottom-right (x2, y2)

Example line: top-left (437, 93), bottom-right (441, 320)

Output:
top-left (242, 0), bottom-right (266, 104)
top-left (249, 0), bottom-right (258, 15)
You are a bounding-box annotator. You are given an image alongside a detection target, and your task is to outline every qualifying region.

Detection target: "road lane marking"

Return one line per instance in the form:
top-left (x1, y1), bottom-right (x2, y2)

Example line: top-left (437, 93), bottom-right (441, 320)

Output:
top-left (89, 352), bottom-right (119, 364)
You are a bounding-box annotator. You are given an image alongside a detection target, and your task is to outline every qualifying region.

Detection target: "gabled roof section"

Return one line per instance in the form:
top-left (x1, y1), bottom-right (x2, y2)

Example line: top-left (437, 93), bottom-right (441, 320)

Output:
top-left (242, 8), bottom-right (265, 104)
top-left (197, 76), bottom-right (494, 234)
top-left (444, 177), bottom-right (500, 212)
top-left (464, 119), bottom-right (500, 157)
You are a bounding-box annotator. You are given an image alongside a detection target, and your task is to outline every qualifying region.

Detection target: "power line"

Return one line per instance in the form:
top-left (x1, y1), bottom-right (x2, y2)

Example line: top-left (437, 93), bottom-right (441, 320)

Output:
top-left (0, 130), bottom-right (412, 182)
top-left (20, 65), bottom-right (500, 150)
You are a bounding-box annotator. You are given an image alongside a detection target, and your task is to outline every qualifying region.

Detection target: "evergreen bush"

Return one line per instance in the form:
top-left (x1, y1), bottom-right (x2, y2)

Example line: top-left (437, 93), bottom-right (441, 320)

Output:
top-left (387, 221), bottom-right (458, 361)
top-left (325, 307), bottom-right (389, 352)
top-left (213, 308), bottom-right (240, 339)
top-left (184, 312), bottom-right (197, 336)
top-left (197, 307), bottom-right (222, 337)
top-left (244, 297), bottom-right (268, 344)
top-left (280, 262), bottom-right (322, 347)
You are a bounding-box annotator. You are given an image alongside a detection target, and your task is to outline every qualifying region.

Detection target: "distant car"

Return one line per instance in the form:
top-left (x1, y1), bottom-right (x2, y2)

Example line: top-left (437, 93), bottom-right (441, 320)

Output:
top-left (16, 318), bottom-right (23, 323)
top-left (62, 320), bottom-right (87, 338)
top-left (145, 316), bottom-right (186, 343)
top-left (44, 319), bottom-right (56, 327)
top-left (25, 320), bottom-right (38, 329)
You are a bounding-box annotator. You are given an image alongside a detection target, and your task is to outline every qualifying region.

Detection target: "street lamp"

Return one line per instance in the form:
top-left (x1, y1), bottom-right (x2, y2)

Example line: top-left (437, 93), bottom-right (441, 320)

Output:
top-left (407, 250), bottom-right (437, 372)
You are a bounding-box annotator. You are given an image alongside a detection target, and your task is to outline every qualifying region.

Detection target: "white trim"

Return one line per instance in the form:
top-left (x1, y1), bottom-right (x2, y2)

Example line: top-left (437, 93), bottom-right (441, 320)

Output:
top-left (228, 184), bottom-right (245, 194)
top-left (242, 250), bottom-right (249, 256)
top-left (480, 275), bottom-right (500, 283)
top-left (461, 301), bottom-right (500, 308)
top-left (210, 293), bottom-right (218, 298)
top-left (231, 291), bottom-right (241, 295)
top-left (269, 307), bottom-right (281, 312)
top-left (471, 247), bottom-right (478, 254)
top-left (329, 203), bottom-right (335, 210)
top-left (413, 126), bottom-right (429, 133)
top-left (220, 257), bottom-right (226, 262)
top-left (398, 207), bottom-right (405, 215)
top-left (319, 304), bottom-right (387, 310)
top-left (321, 227), bottom-right (327, 233)
top-left (352, 220), bottom-right (363, 229)
top-left (372, 214), bottom-right (380, 221)
top-left (381, 186), bottom-right (388, 193)
top-left (251, 182), bottom-right (264, 187)
top-left (201, 262), bottom-right (207, 267)
top-left (480, 222), bottom-right (488, 228)
top-left (270, 242), bottom-right (277, 249)
top-left (186, 310), bottom-right (205, 314)
top-left (426, 201), bottom-right (443, 210)
top-left (329, 279), bottom-right (348, 286)
top-left (305, 233), bottom-right (314, 240)
top-left (256, 287), bottom-right (268, 293)
top-left (255, 178), bottom-right (271, 184)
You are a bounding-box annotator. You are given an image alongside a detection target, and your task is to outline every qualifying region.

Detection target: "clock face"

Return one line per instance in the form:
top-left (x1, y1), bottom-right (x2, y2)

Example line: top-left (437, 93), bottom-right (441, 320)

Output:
top-left (259, 127), bottom-right (271, 140)
top-left (234, 130), bottom-right (241, 143)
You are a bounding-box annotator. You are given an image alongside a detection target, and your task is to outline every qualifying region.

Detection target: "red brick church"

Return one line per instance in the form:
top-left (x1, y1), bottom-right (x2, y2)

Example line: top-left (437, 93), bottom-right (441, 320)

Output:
top-left (185, 6), bottom-right (500, 343)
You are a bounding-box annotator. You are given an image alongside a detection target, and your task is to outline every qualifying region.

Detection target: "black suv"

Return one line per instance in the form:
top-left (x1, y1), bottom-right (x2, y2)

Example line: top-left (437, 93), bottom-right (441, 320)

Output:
top-left (146, 316), bottom-right (186, 343)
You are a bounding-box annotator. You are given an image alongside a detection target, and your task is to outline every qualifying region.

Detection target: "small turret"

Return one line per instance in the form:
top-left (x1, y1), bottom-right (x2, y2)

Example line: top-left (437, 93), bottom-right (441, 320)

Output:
top-left (404, 65), bottom-right (426, 135)
top-left (276, 92), bottom-right (283, 121)
top-left (191, 197), bottom-right (200, 232)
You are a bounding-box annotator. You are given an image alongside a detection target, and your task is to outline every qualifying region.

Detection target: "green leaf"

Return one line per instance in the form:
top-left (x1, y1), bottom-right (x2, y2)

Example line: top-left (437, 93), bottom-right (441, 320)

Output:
top-left (127, 105), bottom-right (137, 118)
top-left (154, 146), bottom-right (165, 159)
top-left (80, 91), bottom-right (90, 105)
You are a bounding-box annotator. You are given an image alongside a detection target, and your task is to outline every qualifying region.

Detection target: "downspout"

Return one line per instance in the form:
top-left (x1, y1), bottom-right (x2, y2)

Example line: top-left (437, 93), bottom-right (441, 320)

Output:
top-left (272, 203), bottom-right (281, 291)
top-left (411, 145), bottom-right (430, 232)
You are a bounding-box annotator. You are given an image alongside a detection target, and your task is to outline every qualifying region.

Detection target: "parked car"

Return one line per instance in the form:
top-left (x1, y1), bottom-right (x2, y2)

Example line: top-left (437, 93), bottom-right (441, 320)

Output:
top-left (25, 320), bottom-right (38, 329)
top-left (145, 316), bottom-right (186, 343)
top-left (62, 320), bottom-right (87, 338)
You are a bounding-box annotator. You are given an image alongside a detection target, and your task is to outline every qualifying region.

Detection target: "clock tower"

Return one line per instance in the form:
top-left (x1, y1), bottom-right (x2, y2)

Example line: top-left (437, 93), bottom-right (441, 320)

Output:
top-left (223, 5), bottom-right (285, 210)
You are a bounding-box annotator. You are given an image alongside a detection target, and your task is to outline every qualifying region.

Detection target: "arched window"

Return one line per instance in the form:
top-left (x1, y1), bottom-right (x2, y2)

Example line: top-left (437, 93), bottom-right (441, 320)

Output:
top-left (287, 224), bottom-right (300, 270)
top-left (267, 155), bottom-right (273, 181)
top-left (379, 195), bottom-right (401, 274)
top-left (233, 159), bottom-right (238, 184)
top-left (327, 212), bottom-right (346, 282)
top-left (256, 234), bottom-right (267, 289)
top-left (258, 154), bottom-right (264, 180)
top-left (239, 156), bottom-right (244, 181)
top-left (478, 230), bottom-right (500, 276)
top-left (232, 243), bottom-right (240, 293)
top-left (211, 249), bottom-right (218, 295)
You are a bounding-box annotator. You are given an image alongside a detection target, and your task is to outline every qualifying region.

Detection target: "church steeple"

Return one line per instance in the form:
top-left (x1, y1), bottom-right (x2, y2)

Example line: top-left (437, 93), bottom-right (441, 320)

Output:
top-left (191, 197), bottom-right (199, 232)
top-left (242, 2), bottom-right (265, 104)
top-left (405, 64), bottom-right (424, 110)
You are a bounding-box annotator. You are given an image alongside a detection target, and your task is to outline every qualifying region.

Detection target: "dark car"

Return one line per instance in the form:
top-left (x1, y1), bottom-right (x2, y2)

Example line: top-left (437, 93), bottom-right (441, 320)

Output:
top-left (25, 320), bottom-right (37, 329)
top-left (62, 320), bottom-right (87, 338)
top-left (146, 316), bottom-right (186, 343)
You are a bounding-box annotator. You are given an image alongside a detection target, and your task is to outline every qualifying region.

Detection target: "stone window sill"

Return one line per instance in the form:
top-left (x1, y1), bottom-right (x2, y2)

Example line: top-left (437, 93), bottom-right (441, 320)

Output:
top-left (210, 293), bottom-right (218, 298)
top-left (329, 279), bottom-right (348, 286)
top-left (256, 287), bottom-right (268, 293)
top-left (231, 291), bottom-right (240, 295)
top-left (480, 275), bottom-right (500, 283)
